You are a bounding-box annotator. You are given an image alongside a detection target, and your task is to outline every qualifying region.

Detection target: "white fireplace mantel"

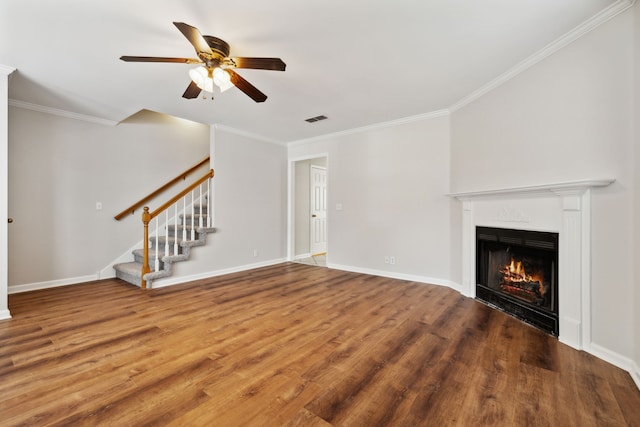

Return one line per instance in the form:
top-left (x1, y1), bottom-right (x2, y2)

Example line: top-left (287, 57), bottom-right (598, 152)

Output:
top-left (449, 178), bottom-right (615, 351)
top-left (448, 178), bottom-right (615, 200)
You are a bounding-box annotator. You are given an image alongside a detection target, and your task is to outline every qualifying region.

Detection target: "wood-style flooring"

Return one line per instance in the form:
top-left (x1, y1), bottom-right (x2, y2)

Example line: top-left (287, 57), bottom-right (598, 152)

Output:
top-left (1, 263), bottom-right (639, 426)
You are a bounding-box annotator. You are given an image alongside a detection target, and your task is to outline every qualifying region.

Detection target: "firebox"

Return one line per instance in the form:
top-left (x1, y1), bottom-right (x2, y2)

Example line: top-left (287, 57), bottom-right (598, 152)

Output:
top-left (476, 226), bottom-right (559, 335)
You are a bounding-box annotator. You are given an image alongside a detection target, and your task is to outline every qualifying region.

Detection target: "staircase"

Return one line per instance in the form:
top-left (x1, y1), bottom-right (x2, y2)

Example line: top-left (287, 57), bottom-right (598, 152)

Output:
top-left (113, 204), bottom-right (216, 287)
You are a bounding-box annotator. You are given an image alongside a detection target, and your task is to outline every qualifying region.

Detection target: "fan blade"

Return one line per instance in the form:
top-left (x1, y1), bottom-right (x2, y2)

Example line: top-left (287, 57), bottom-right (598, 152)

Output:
top-left (227, 70), bottom-right (267, 103)
top-left (173, 22), bottom-right (213, 57)
top-left (228, 57), bottom-right (286, 71)
top-left (182, 81), bottom-right (202, 99)
top-left (120, 56), bottom-right (201, 64)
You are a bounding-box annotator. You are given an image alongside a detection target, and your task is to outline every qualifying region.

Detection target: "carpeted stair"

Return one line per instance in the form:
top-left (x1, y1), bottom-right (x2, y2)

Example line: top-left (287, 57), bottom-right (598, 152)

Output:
top-left (113, 205), bottom-right (216, 287)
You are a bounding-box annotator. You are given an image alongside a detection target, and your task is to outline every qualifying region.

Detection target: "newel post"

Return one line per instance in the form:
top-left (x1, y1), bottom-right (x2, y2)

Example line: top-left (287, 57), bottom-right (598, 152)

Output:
top-left (141, 206), bottom-right (151, 289)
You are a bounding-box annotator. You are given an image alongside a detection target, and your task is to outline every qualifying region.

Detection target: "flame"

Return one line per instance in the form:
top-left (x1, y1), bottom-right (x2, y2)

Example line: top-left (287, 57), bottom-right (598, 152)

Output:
top-left (507, 259), bottom-right (533, 282)
top-left (500, 257), bottom-right (546, 298)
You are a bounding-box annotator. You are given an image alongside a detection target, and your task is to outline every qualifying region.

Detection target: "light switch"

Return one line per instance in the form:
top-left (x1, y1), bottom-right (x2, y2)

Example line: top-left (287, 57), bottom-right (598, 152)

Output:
top-left (336, 203), bottom-right (343, 211)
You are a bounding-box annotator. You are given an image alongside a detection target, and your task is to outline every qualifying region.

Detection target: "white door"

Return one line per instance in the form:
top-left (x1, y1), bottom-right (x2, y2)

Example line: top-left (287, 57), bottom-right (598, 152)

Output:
top-left (310, 166), bottom-right (327, 255)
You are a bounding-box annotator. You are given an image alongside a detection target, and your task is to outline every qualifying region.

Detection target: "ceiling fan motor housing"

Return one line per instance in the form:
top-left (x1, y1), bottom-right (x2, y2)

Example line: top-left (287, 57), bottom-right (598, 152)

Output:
top-left (203, 36), bottom-right (230, 59)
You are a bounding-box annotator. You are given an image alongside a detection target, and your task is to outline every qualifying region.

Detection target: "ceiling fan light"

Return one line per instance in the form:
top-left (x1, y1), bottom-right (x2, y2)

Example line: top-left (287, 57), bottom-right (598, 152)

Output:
top-left (189, 66), bottom-right (214, 93)
top-left (213, 67), bottom-right (234, 92)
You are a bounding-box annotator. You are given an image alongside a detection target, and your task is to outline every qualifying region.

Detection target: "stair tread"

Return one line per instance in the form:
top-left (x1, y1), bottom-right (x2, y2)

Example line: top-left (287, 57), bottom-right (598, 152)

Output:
top-left (113, 262), bottom-right (143, 277)
top-left (113, 226), bottom-right (216, 287)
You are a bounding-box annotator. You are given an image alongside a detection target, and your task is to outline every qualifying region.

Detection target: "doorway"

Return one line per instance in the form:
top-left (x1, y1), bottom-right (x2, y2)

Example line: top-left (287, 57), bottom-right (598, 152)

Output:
top-left (310, 165), bottom-right (327, 256)
top-left (291, 156), bottom-right (328, 267)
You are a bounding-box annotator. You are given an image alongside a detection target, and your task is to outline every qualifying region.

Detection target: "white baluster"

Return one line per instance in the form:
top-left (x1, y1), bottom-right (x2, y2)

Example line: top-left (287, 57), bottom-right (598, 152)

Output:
top-left (164, 210), bottom-right (169, 258)
top-left (174, 204), bottom-right (179, 255)
top-left (207, 178), bottom-right (211, 228)
top-left (199, 184), bottom-right (203, 229)
top-left (154, 218), bottom-right (159, 271)
top-left (191, 189), bottom-right (195, 240)
top-left (182, 196), bottom-right (187, 242)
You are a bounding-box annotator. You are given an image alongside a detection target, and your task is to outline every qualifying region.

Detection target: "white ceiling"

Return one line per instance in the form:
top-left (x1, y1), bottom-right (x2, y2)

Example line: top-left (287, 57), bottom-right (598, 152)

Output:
top-left (0, 0), bottom-right (623, 143)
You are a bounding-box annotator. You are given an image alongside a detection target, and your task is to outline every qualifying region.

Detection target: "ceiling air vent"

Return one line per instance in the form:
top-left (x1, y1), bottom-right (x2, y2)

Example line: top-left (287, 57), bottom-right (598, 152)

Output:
top-left (305, 115), bottom-right (328, 123)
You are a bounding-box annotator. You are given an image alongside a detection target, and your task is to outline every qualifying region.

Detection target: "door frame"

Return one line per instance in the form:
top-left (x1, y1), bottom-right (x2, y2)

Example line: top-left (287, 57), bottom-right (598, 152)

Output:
top-left (0, 65), bottom-right (15, 319)
top-left (287, 154), bottom-right (329, 262)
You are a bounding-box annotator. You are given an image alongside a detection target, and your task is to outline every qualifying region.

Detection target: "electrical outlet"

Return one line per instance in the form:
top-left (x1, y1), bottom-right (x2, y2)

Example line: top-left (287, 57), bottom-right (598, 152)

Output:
top-left (253, 249), bottom-right (259, 257)
top-left (390, 256), bottom-right (396, 265)
top-left (384, 256), bottom-right (389, 264)
top-left (96, 202), bottom-right (102, 211)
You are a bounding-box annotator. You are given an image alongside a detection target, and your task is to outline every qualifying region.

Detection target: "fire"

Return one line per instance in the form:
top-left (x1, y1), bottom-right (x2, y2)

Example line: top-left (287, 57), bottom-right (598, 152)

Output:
top-left (499, 257), bottom-right (546, 303)
top-left (506, 259), bottom-right (534, 282)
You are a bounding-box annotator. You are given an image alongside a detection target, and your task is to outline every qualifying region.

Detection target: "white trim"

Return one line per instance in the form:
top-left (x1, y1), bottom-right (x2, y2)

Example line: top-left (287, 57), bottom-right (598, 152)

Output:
top-left (328, 263), bottom-right (455, 289)
top-left (213, 124), bottom-right (285, 146)
top-left (150, 258), bottom-right (287, 289)
top-left (580, 191), bottom-right (592, 349)
top-left (448, 179), bottom-right (615, 200)
top-left (449, 0), bottom-right (636, 112)
top-left (288, 110), bottom-right (450, 147)
top-left (8, 99), bottom-right (118, 126)
top-left (0, 65), bottom-right (16, 76)
top-left (632, 361), bottom-right (640, 391)
top-left (586, 342), bottom-right (637, 377)
top-left (9, 274), bottom-right (98, 294)
top-left (293, 253), bottom-right (312, 260)
top-left (1, 65), bottom-right (14, 321)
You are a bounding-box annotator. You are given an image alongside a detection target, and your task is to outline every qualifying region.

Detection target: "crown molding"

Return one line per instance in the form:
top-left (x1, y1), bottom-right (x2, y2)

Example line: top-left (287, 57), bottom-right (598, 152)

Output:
top-left (449, 0), bottom-right (636, 113)
top-left (213, 124), bottom-right (286, 146)
top-left (288, 109), bottom-right (450, 147)
top-left (8, 99), bottom-right (118, 126)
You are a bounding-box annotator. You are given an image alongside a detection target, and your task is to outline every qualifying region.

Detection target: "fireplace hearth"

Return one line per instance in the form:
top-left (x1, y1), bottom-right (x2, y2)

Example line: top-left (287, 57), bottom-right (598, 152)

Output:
top-left (476, 226), bottom-right (559, 335)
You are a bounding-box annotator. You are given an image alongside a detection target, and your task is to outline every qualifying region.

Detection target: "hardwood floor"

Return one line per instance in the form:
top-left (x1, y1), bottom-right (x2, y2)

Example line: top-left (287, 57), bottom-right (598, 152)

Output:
top-left (1, 263), bottom-right (639, 426)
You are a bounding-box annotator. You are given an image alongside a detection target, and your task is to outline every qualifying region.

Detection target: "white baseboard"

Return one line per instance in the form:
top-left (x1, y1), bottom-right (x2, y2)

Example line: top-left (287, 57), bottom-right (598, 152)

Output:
top-left (327, 263), bottom-right (454, 289)
top-left (9, 274), bottom-right (99, 294)
top-left (586, 343), bottom-right (640, 392)
top-left (631, 362), bottom-right (640, 390)
top-left (585, 342), bottom-right (632, 372)
top-left (150, 258), bottom-right (288, 289)
top-left (632, 360), bottom-right (640, 391)
top-left (0, 309), bottom-right (12, 320)
top-left (293, 253), bottom-right (312, 260)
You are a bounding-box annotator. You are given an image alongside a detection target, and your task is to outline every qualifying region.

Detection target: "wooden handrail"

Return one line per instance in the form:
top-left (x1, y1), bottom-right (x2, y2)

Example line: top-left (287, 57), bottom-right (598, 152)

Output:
top-left (140, 169), bottom-right (214, 289)
top-left (149, 169), bottom-right (214, 219)
top-left (114, 156), bottom-right (210, 220)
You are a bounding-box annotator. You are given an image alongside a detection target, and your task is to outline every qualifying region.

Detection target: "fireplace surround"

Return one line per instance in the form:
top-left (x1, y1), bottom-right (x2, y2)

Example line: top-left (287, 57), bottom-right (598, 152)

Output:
top-left (476, 226), bottom-right (559, 335)
top-left (450, 179), bottom-right (614, 350)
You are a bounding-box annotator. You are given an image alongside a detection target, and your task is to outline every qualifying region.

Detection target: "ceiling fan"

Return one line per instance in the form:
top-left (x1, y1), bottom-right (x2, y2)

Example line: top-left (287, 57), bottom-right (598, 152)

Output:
top-left (120, 22), bottom-right (286, 102)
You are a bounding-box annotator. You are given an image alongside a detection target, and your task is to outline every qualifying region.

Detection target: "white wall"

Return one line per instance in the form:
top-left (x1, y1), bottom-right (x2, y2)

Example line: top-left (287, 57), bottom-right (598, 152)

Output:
top-left (289, 116), bottom-right (451, 284)
top-left (8, 107), bottom-right (210, 288)
top-left (451, 10), bottom-right (635, 358)
top-left (153, 126), bottom-right (287, 284)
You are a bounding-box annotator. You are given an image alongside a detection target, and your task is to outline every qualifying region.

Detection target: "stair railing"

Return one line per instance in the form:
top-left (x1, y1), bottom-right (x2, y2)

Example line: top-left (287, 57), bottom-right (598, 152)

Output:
top-left (114, 156), bottom-right (210, 221)
top-left (141, 169), bottom-right (214, 288)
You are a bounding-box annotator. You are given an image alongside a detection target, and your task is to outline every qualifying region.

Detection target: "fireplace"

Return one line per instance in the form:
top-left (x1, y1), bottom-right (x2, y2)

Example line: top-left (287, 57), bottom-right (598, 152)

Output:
top-left (476, 226), bottom-right (559, 335)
